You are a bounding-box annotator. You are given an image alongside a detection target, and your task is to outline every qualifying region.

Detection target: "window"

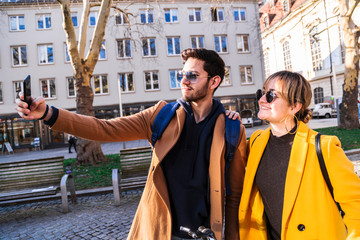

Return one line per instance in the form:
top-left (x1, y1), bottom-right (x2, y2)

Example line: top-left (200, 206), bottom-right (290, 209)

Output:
top-left (169, 69), bottom-right (182, 89)
top-left (14, 81), bottom-right (23, 101)
top-left (9, 15), bottom-right (25, 31)
top-left (64, 43), bottom-right (70, 63)
top-left (222, 67), bottom-right (231, 86)
top-left (119, 73), bottom-right (134, 92)
top-left (99, 40), bottom-right (106, 60)
top-left (240, 66), bottom-right (253, 84)
top-left (214, 35), bottom-right (228, 53)
top-left (191, 36), bottom-right (204, 49)
top-left (236, 34), bottom-right (250, 53)
top-left (0, 82), bottom-right (2, 103)
top-left (89, 11), bottom-right (98, 26)
top-left (164, 8), bottom-right (178, 23)
top-left (283, 0), bottom-right (289, 12)
top-left (264, 15), bottom-right (269, 28)
top-left (92, 75), bottom-right (108, 95)
top-left (310, 26), bottom-right (323, 71)
top-left (211, 7), bottom-right (225, 22)
top-left (38, 44), bottom-right (54, 64)
top-left (314, 87), bottom-right (324, 104)
top-left (67, 77), bottom-right (76, 97)
top-left (140, 9), bottom-right (154, 24)
top-left (71, 12), bottom-right (78, 27)
top-left (117, 39), bottom-right (131, 58)
top-left (142, 38), bottom-right (157, 57)
top-left (145, 71), bottom-right (159, 90)
top-left (264, 51), bottom-right (270, 78)
top-left (36, 14), bottom-right (51, 30)
top-left (116, 12), bottom-right (129, 25)
top-left (234, 8), bottom-right (246, 21)
top-left (282, 41), bottom-right (292, 71)
top-left (188, 8), bottom-right (201, 22)
top-left (167, 37), bottom-right (181, 55)
top-left (41, 79), bottom-right (56, 99)
top-left (11, 45), bottom-right (27, 66)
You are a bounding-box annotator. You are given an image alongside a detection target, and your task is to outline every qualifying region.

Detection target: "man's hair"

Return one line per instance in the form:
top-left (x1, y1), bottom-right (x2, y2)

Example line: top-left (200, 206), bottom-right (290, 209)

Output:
top-left (181, 48), bottom-right (225, 91)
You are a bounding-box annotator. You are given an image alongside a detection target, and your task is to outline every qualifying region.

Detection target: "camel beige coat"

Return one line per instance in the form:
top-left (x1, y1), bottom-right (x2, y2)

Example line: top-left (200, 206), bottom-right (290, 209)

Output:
top-left (50, 101), bottom-right (247, 240)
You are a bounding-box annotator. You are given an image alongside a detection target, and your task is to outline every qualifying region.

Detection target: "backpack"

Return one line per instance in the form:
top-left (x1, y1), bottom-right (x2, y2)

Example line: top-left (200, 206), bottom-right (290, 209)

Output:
top-left (151, 102), bottom-right (241, 195)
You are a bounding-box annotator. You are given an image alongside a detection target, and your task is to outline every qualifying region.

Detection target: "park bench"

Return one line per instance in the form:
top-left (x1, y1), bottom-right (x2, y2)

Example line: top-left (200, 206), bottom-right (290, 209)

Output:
top-left (112, 146), bottom-right (152, 205)
top-left (0, 156), bottom-right (77, 213)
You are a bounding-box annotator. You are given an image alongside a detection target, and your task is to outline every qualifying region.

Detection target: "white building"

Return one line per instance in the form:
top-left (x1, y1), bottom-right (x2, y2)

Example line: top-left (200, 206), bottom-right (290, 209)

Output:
top-left (259, 0), bottom-right (359, 108)
top-left (0, 0), bottom-right (264, 151)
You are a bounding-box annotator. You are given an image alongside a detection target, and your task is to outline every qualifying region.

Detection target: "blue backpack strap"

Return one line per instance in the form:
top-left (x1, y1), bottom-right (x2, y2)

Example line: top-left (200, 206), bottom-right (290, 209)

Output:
top-left (151, 102), bottom-right (180, 147)
top-left (224, 117), bottom-right (241, 195)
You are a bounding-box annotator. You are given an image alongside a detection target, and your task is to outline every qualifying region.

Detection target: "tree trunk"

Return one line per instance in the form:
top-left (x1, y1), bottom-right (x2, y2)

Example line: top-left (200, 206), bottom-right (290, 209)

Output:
top-left (339, 2), bottom-right (360, 129)
top-left (75, 72), bottom-right (108, 165)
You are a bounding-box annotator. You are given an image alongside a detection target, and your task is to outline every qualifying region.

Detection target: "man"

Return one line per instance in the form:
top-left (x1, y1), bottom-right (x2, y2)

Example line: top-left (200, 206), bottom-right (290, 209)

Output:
top-left (16, 48), bottom-right (246, 240)
top-left (67, 134), bottom-right (77, 153)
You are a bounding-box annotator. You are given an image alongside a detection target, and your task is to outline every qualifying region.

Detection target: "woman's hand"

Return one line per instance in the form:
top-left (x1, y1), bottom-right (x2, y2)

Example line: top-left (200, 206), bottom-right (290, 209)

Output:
top-left (15, 93), bottom-right (47, 120)
top-left (225, 110), bottom-right (242, 123)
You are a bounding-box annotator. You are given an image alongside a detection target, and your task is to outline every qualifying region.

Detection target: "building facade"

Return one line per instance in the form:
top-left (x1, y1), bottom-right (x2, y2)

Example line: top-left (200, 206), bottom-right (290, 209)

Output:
top-left (0, 0), bottom-right (264, 151)
top-left (259, 0), bottom-right (360, 108)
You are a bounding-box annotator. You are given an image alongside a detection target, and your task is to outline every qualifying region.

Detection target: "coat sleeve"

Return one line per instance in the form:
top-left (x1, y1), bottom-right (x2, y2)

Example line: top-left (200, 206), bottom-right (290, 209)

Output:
top-left (50, 101), bottom-right (167, 143)
top-left (225, 124), bottom-right (247, 240)
top-left (323, 135), bottom-right (360, 238)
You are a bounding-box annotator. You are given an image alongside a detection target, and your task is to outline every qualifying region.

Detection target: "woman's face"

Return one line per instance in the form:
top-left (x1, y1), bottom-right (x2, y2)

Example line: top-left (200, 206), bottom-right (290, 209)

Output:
top-left (257, 78), bottom-right (292, 125)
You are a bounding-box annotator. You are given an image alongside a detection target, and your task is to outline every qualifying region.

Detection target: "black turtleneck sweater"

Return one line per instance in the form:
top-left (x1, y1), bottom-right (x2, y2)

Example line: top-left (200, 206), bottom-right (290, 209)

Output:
top-left (161, 99), bottom-right (224, 238)
top-left (255, 130), bottom-right (296, 240)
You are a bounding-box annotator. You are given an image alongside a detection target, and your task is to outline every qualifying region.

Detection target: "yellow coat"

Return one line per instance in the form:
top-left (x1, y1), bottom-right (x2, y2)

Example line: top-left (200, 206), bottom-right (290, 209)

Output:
top-left (50, 101), bottom-right (247, 240)
top-left (239, 121), bottom-right (360, 240)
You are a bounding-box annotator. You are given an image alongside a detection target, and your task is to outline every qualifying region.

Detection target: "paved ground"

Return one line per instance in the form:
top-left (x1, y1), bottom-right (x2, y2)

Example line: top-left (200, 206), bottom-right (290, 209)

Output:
top-left (0, 118), bottom-right (359, 240)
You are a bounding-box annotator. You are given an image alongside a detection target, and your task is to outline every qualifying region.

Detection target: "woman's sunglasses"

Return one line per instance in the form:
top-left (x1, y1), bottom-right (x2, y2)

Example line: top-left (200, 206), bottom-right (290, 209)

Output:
top-left (256, 89), bottom-right (278, 103)
top-left (176, 71), bottom-right (211, 82)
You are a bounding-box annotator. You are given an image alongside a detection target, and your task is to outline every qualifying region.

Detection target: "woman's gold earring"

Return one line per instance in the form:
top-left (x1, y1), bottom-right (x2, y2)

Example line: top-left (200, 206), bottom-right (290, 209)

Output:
top-left (285, 114), bottom-right (298, 135)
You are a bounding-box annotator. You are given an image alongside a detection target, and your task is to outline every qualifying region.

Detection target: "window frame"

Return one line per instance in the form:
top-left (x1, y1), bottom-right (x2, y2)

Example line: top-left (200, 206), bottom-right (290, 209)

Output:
top-left (167, 36), bottom-right (181, 56)
top-left (236, 34), bottom-right (250, 53)
top-left (71, 12), bottom-right (78, 27)
top-left (92, 74), bottom-right (109, 95)
top-left (314, 87), bottom-right (324, 104)
top-left (0, 82), bottom-right (3, 103)
top-left (142, 38), bottom-right (157, 57)
top-left (11, 45), bottom-right (27, 67)
top-left (38, 44), bottom-right (54, 65)
top-left (169, 69), bottom-right (182, 89)
top-left (234, 7), bottom-right (247, 22)
top-left (89, 11), bottom-right (99, 26)
top-left (221, 66), bottom-right (231, 86)
top-left (239, 65), bottom-right (253, 85)
top-left (282, 41), bottom-right (292, 71)
top-left (188, 8), bottom-right (202, 22)
top-left (98, 40), bottom-right (107, 60)
top-left (9, 15), bottom-right (25, 32)
top-left (164, 8), bottom-right (178, 23)
top-left (40, 78), bottom-right (56, 99)
top-left (14, 81), bottom-right (23, 101)
top-left (36, 14), bottom-right (52, 30)
top-left (191, 35), bottom-right (205, 49)
top-left (211, 7), bottom-right (225, 22)
top-left (310, 26), bottom-right (323, 72)
top-left (66, 76), bottom-right (76, 98)
top-left (116, 39), bottom-right (132, 59)
top-left (119, 72), bottom-right (135, 93)
top-left (115, 12), bottom-right (129, 25)
top-left (144, 71), bottom-right (160, 91)
top-left (140, 9), bottom-right (154, 24)
top-left (214, 35), bottom-right (228, 53)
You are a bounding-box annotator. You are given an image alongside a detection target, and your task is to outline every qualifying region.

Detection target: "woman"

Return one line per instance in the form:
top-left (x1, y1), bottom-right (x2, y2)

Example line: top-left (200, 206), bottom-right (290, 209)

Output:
top-left (239, 71), bottom-right (360, 239)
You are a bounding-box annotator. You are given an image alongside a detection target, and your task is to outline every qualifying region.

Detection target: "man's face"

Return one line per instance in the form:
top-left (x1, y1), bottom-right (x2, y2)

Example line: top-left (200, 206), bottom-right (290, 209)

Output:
top-left (180, 58), bottom-right (212, 102)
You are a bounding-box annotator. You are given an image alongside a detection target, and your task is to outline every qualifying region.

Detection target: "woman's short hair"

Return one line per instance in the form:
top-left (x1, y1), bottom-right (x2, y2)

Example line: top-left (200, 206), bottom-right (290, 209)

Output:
top-left (264, 71), bottom-right (313, 123)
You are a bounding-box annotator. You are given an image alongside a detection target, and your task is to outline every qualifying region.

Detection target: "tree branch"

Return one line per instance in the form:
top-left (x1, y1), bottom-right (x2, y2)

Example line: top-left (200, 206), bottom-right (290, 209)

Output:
top-left (79, 0), bottom-right (90, 59)
top-left (347, 0), bottom-right (360, 20)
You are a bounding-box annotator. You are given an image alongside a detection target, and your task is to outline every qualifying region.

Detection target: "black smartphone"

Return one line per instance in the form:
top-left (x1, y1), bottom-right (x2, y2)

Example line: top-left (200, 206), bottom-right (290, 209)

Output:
top-left (23, 75), bottom-right (32, 109)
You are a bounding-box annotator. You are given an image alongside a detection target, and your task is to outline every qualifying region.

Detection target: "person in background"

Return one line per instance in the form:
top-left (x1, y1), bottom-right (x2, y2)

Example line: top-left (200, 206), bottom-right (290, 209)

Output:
top-left (16, 48), bottom-right (247, 240)
top-left (67, 134), bottom-right (77, 153)
top-left (239, 71), bottom-right (360, 239)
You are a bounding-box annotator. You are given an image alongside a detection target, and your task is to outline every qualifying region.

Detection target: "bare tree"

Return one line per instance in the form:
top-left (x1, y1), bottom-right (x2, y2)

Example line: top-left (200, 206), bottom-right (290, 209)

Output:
top-left (57, 0), bottom-right (114, 165)
top-left (338, 0), bottom-right (360, 129)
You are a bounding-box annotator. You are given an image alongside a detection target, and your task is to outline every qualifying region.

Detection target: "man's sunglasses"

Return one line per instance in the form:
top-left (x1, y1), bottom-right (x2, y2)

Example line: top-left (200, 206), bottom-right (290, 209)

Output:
top-left (256, 89), bottom-right (278, 103)
top-left (176, 71), bottom-right (211, 82)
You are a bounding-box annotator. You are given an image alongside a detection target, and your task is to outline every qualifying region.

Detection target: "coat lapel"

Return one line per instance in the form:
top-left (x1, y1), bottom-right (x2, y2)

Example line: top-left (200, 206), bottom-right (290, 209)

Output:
top-left (282, 122), bottom-right (310, 229)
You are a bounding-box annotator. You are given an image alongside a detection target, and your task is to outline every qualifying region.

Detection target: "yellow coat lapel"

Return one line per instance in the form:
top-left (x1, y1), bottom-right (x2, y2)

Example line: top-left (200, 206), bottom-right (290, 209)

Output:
top-left (282, 122), bottom-right (310, 231)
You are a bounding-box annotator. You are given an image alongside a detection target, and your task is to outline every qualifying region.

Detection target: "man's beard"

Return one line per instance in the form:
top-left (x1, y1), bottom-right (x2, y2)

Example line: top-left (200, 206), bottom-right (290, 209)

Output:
top-left (182, 81), bottom-right (209, 102)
